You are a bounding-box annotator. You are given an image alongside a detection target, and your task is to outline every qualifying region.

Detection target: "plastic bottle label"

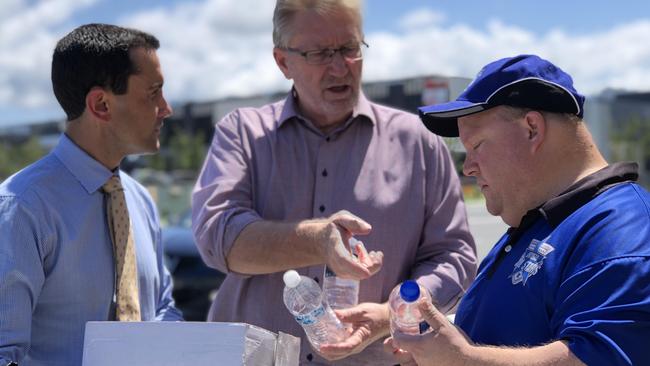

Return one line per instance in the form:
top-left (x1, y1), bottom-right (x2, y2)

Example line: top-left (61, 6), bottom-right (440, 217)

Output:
top-left (294, 305), bottom-right (325, 325)
top-left (419, 321), bottom-right (431, 334)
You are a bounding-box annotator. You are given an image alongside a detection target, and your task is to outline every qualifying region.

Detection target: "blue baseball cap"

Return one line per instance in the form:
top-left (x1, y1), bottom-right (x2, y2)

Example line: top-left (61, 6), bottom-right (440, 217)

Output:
top-left (419, 54), bottom-right (585, 137)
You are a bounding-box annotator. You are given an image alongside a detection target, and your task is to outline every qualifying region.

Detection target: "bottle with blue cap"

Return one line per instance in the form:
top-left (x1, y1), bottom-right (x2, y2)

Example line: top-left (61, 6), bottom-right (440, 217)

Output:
top-left (388, 280), bottom-right (433, 336)
top-left (282, 270), bottom-right (348, 349)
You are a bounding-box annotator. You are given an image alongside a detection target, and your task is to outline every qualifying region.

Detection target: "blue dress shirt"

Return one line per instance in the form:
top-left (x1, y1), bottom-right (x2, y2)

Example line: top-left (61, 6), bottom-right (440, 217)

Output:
top-left (0, 134), bottom-right (183, 366)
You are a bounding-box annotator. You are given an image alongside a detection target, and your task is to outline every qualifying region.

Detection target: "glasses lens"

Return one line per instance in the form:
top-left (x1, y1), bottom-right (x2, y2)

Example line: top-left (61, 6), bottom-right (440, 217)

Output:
top-left (342, 45), bottom-right (362, 58)
top-left (305, 50), bottom-right (333, 64)
top-left (302, 42), bottom-right (366, 64)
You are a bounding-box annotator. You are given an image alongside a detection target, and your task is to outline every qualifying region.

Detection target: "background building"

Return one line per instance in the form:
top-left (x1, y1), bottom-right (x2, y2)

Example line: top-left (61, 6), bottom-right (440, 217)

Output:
top-left (585, 90), bottom-right (650, 186)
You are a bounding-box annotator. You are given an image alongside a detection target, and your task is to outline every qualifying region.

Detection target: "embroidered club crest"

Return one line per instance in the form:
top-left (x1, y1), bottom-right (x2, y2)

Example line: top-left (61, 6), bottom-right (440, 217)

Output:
top-left (509, 239), bottom-right (555, 286)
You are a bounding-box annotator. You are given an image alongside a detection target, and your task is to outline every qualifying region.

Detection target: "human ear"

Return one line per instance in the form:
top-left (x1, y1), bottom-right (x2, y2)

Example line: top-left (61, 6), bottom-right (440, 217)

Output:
top-left (85, 87), bottom-right (111, 121)
top-left (525, 111), bottom-right (546, 152)
top-left (273, 47), bottom-right (292, 80)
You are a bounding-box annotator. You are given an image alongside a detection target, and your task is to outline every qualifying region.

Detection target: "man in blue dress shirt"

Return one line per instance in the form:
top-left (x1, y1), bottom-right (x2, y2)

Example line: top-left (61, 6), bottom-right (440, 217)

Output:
top-left (0, 23), bottom-right (182, 366)
top-left (385, 55), bottom-right (650, 365)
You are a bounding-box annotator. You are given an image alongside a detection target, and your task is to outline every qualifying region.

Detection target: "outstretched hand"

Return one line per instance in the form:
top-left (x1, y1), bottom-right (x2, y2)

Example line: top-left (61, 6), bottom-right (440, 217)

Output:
top-left (317, 302), bottom-right (391, 361)
top-left (383, 299), bottom-right (472, 366)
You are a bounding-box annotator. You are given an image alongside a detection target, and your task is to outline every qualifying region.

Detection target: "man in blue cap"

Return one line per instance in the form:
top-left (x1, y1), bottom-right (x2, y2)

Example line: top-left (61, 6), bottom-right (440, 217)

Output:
top-left (384, 54), bottom-right (650, 366)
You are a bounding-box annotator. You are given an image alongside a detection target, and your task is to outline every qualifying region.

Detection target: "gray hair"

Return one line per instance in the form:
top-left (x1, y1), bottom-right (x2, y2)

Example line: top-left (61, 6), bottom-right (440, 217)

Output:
top-left (272, 0), bottom-right (363, 47)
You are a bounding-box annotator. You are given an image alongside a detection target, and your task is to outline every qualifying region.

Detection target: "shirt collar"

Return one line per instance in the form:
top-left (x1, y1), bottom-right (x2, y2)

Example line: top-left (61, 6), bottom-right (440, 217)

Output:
top-left (53, 133), bottom-right (115, 194)
top-left (277, 86), bottom-right (376, 129)
top-left (520, 162), bottom-right (639, 229)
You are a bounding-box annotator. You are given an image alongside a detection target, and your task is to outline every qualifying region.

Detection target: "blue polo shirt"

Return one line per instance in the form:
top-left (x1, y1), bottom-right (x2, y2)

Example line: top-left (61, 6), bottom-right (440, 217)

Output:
top-left (455, 162), bottom-right (650, 366)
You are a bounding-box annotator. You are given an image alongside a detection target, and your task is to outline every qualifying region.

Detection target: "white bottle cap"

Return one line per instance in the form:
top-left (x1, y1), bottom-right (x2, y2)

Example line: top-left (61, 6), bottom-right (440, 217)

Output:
top-left (283, 270), bottom-right (301, 288)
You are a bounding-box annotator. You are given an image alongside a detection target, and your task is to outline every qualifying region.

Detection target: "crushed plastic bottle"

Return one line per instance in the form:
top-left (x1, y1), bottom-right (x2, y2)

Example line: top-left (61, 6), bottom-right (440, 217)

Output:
top-left (323, 237), bottom-right (363, 310)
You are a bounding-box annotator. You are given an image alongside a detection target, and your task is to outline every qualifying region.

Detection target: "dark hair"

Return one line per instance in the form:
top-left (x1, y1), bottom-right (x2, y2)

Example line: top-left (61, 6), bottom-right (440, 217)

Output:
top-left (51, 23), bottom-right (160, 121)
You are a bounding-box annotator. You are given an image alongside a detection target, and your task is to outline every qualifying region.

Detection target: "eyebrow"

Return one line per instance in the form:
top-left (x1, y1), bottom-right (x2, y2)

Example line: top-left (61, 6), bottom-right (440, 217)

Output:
top-left (148, 81), bottom-right (164, 90)
top-left (297, 40), bottom-right (360, 50)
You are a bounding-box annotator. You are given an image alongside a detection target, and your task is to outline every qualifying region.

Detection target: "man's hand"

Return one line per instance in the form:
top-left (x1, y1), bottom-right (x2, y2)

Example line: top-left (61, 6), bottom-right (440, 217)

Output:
top-left (383, 338), bottom-right (418, 366)
top-left (353, 237), bottom-right (383, 276)
top-left (320, 210), bottom-right (383, 280)
top-left (317, 302), bottom-right (391, 361)
top-left (384, 299), bottom-right (587, 366)
top-left (225, 210), bottom-right (382, 276)
top-left (384, 299), bottom-right (471, 366)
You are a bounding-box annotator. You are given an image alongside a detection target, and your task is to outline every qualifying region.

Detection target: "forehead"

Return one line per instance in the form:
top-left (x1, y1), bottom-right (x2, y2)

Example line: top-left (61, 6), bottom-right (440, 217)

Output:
top-left (128, 48), bottom-right (162, 81)
top-left (288, 9), bottom-right (361, 47)
top-left (458, 107), bottom-right (507, 141)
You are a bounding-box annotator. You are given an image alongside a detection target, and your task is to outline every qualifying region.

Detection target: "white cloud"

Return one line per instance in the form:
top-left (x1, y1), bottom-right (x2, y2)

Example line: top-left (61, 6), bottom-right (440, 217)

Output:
top-left (0, 0), bottom-right (26, 22)
top-left (0, 0), bottom-right (99, 124)
top-left (119, 0), bottom-right (286, 104)
top-left (2, 2), bottom-right (650, 127)
top-left (364, 9), bottom-right (650, 97)
top-left (397, 7), bottom-right (446, 30)
top-left (0, 0), bottom-right (97, 45)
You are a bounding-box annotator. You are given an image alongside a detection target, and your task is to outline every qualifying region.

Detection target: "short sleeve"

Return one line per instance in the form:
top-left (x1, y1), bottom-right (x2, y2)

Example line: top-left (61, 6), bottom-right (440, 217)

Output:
top-left (554, 257), bottom-right (650, 365)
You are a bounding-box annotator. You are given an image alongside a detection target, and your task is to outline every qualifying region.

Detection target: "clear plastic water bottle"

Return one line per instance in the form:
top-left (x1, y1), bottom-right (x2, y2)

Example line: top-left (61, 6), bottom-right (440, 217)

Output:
top-left (388, 280), bottom-right (432, 336)
top-left (323, 237), bottom-right (362, 310)
top-left (282, 270), bottom-right (348, 348)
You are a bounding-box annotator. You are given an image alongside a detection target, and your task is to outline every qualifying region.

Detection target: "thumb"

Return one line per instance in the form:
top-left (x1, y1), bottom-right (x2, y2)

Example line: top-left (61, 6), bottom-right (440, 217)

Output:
top-left (333, 307), bottom-right (360, 323)
top-left (417, 298), bottom-right (446, 331)
top-left (333, 212), bottom-right (372, 235)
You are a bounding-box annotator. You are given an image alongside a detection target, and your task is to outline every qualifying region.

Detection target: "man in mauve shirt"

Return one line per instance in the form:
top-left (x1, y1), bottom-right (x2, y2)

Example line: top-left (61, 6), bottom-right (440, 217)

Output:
top-left (191, 0), bottom-right (477, 364)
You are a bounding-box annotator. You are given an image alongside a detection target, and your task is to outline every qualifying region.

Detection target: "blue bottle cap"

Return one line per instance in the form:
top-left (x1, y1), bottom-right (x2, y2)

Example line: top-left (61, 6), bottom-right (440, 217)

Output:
top-left (400, 280), bottom-right (420, 302)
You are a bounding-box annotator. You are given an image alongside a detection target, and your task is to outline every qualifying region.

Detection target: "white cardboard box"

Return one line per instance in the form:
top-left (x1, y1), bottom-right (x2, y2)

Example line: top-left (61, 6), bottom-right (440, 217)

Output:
top-left (82, 321), bottom-right (300, 366)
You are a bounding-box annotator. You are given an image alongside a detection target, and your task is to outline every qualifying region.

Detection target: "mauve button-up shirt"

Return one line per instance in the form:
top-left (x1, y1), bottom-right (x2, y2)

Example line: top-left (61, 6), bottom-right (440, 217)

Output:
top-left (192, 92), bottom-right (477, 365)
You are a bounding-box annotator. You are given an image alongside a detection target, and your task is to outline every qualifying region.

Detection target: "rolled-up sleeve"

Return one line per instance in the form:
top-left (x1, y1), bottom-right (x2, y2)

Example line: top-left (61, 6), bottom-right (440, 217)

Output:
top-left (191, 110), bottom-right (262, 273)
top-left (413, 134), bottom-right (478, 313)
top-left (0, 196), bottom-right (46, 363)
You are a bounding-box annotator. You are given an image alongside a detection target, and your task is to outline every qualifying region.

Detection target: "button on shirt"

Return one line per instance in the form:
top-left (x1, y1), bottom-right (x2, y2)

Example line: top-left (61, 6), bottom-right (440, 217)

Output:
top-left (0, 134), bottom-right (182, 366)
top-left (192, 92), bottom-right (477, 365)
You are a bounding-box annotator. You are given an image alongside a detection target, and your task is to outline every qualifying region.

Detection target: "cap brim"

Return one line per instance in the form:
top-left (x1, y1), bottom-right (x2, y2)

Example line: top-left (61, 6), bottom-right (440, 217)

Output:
top-left (418, 101), bottom-right (488, 137)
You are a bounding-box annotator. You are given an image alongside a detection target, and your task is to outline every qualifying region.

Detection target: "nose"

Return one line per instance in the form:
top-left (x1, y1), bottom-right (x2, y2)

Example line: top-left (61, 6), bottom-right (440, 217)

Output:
top-left (158, 94), bottom-right (173, 119)
top-left (462, 151), bottom-right (477, 177)
top-left (328, 52), bottom-right (352, 77)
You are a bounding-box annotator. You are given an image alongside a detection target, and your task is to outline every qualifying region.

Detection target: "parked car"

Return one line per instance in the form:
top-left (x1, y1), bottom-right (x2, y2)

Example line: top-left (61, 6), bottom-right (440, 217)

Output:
top-left (162, 210), bottom-right (225, 321)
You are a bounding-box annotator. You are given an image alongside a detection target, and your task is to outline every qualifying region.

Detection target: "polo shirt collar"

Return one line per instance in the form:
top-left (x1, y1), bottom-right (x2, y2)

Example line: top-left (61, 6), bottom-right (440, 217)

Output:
top-left (487, 162), bottom-right (639, 278)
top-left (523, 162), bottom-right (639, 229)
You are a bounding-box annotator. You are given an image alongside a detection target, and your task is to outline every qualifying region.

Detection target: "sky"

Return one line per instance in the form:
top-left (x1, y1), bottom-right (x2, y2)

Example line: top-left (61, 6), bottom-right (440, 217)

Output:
top-left (2, 0), bottom-right (650, 127)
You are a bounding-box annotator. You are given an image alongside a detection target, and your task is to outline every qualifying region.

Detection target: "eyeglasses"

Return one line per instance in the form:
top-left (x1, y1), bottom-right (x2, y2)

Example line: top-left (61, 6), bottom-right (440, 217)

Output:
top-left (283, 41), bottom-right (369, 65)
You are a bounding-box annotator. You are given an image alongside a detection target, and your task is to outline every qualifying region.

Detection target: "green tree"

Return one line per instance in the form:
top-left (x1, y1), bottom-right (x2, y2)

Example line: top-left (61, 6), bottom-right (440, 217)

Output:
top-left (611, 117), bottom-right (650, 188)
top-left (169, 128), bottom-right (206, 171)
top-left (0, 137), bottom-right (47, 180)
top-left (140, 127), bottom-right (207, 172)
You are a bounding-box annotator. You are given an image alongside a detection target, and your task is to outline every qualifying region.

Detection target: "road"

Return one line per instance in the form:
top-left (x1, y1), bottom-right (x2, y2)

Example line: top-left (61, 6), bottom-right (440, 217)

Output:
top-left (465, 201), bottom-right (509, 261)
